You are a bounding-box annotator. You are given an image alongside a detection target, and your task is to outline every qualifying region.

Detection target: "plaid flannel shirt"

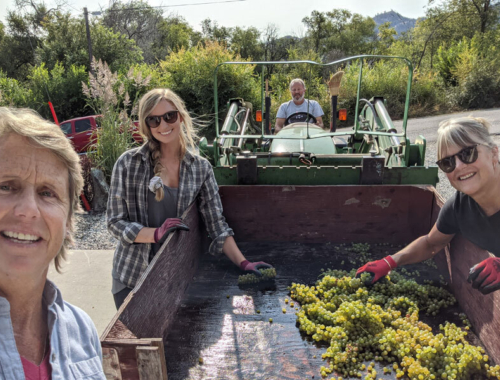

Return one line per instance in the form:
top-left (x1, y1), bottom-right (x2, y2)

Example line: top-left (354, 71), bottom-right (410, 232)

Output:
top-left (106, 143), bottom-right (234, 289)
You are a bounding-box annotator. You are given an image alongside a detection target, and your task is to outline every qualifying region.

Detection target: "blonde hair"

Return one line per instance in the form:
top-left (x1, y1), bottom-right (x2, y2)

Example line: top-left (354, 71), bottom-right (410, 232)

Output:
top-left (289, 78), bottom-right (306, 91)
top-left (0, 107), bottom-right (83, 273)
top-left (437, 117), bottom-right (497, 160)
top-left (138, 88), bottom-right (198, 201)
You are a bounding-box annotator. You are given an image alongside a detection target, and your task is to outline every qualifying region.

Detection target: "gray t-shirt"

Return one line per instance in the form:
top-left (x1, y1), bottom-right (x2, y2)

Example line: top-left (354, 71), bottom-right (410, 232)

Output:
top-left (436, 191), bottom-right (500, 256)
top-left (112, 169), bottom-right (178, 294)
top-left (276, 99), bottom-right (324, 119)
top-left (148, 184), bottom-right (178, 261)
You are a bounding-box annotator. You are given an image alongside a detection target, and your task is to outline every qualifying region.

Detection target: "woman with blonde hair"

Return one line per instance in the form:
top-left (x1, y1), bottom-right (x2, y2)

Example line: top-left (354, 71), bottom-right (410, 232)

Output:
top-left (0, 107), bottom-right (105, 379)
top-left (356, 116), bottom-right (500, 294)
top-left (107, 88), bottom-right (272, 308)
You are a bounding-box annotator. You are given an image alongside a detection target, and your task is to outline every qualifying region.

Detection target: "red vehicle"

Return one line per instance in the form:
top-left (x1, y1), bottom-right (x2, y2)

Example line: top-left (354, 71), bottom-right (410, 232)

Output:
top-left (60, 115), bottom-right (143, 153)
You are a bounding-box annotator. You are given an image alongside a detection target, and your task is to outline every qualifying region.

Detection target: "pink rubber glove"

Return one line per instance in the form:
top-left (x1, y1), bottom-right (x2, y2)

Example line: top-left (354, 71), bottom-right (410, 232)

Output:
top-left (356, 256), bottom-right (397, 284)
top-left (154, 218), bottom-right (189, 244)
top-left (240, 260), bottom-right (273, 277)
top-left (468, 257), bottom-right (500, 295)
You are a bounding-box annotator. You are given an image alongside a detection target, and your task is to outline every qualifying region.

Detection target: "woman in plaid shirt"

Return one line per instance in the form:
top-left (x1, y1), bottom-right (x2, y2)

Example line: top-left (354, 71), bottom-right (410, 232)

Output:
top-left (107, 88), bottom-right (273, 308)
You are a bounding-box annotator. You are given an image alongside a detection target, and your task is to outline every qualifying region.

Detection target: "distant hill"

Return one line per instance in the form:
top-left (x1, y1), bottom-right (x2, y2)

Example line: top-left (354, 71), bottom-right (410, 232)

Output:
top-left (373, 10), bottom-right (417, 34)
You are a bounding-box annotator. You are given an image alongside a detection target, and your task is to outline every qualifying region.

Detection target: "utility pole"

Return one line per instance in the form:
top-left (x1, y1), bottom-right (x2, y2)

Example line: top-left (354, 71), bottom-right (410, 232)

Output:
top-left (83, 7), bottom-right (94, 76)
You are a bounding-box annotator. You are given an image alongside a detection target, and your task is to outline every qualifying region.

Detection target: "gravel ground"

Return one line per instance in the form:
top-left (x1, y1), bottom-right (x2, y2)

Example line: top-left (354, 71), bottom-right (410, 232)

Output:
top-left (72, 136), bottom-right (500, 250)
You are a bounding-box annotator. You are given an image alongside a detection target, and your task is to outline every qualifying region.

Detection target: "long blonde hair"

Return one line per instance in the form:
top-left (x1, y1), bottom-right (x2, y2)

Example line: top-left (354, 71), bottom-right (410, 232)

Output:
top-left (138, 88), bottom-right (198, 201)
top-left (0, 107), bottom-right (84, 273)
top-left (437, 117), bottom-right (498, 161)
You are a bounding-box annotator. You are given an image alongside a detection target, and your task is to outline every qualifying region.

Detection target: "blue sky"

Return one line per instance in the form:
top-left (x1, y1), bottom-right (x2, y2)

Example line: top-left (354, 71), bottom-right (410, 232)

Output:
top-left (1, 0), bottom-right (428, 36)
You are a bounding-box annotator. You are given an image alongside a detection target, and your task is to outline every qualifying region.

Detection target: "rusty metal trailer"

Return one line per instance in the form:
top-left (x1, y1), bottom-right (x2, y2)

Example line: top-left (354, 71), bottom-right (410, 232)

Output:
top-left (100, 185), bottom-right (500, 379)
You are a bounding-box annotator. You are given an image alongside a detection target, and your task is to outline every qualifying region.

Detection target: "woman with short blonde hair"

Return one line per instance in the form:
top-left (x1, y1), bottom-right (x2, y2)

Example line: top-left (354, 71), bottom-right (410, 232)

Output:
top-left (107, 88), bottom-right (273, 308)
top-left (357, 116), bottom-right (500, 295)
top-left (0, 107), bottom-right (105, 379)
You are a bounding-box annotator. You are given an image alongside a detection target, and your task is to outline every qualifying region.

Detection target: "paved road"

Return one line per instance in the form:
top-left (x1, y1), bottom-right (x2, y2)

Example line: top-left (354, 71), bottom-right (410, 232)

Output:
top-left (48, 250), bottom-right (116, 337)
top-left (394, 108), bottom-right (500, 143)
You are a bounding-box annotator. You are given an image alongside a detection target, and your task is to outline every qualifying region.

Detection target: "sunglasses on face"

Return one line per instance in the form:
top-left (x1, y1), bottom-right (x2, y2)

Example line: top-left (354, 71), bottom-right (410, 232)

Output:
top-left (436, 144), bottom-right (480, 173)
top-left (145, 110), bottom-right (179, 128)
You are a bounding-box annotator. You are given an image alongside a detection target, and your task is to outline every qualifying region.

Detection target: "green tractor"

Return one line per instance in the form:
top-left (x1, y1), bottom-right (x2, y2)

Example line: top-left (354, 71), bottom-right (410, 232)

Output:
top-left (199, 55), bottom-right (438, 187)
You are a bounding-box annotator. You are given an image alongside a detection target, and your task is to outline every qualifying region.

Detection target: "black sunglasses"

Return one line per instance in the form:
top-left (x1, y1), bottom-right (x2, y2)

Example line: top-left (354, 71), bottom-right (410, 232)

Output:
top-left (436, 144), bottom-right (480, 173)
top-left (145, 110), bottom-right (179, 128)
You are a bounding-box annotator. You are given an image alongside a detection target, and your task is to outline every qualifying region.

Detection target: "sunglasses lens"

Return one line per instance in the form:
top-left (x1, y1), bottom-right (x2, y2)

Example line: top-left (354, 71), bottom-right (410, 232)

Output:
top-left (438, 157), bottom-right (455, 173)
top-left (163, 111), bottom-right (178, 124)
top-left (146, 116), bottom-right (161, 128)
top-left (458, 145), bottom-right (478, 164)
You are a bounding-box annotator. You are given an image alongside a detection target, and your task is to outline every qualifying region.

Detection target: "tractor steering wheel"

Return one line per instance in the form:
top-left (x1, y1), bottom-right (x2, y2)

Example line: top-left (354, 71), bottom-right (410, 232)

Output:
top-left (284, 112), bottom-right (317, 126)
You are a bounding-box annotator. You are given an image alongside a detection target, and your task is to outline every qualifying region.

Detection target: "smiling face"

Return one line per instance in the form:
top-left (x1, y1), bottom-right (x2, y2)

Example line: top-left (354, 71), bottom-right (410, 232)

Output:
top-left (148, 99), bottom-right (183, 147)
top-left (290, 82), bottom-right (306, 105)
top-left (0, 134), bottom-right (70, 279)
top-left (444, 143), bottom-right (498, 197)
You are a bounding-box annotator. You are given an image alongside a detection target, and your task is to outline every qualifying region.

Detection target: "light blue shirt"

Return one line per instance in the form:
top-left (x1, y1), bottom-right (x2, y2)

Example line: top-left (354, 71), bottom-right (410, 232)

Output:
top-left (276, 99), bottom-right (324, 119)
top-left (0, 280), bottom-right (105, 379)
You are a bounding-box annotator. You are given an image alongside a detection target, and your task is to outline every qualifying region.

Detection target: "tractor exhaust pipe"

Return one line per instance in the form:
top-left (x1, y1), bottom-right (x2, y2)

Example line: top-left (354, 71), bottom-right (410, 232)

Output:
top-left (326, 71), bottom-right (344, 133)
top-left (265, 80), bottom-right (271, 134)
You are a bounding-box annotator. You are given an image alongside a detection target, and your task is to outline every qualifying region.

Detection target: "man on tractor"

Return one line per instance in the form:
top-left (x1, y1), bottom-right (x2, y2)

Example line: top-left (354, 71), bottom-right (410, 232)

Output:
top-left (274, 78), bottom-right (325, 133)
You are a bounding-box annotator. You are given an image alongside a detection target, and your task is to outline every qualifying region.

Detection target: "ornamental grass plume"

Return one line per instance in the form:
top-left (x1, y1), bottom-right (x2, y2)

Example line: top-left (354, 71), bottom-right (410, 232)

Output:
top-left (82, 57), bottom-right (151, 183)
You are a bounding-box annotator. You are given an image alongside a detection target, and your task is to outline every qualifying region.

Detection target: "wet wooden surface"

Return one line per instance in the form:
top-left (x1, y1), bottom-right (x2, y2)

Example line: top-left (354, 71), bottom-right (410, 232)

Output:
top-left (163, 241), bottom-right (469, 380)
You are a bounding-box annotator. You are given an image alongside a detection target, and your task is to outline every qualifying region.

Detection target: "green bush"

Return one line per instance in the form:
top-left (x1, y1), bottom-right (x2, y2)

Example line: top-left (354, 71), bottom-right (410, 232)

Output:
top-left (27, 62), bottom-right (88, 121)
top-left (447, 56), bottom-right (500, 109)
top-left (338, 59), bottom-right (442, 124)
top-left (0, 71), bottom-right (32, 107)
top-left (158, 41), bottom-right (260, 141)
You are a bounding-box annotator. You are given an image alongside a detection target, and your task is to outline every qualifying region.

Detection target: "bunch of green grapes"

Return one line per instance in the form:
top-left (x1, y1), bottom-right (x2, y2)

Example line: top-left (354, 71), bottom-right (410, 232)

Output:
top-left (290, 271), bottom-right (500, 380)
top-left (238, 268), bottom-right (276, 285)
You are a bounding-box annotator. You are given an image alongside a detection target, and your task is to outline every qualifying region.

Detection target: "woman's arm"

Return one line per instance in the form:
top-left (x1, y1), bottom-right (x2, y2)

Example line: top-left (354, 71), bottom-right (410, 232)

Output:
top-left (134, 227), bottom-right (156, 243)
top-left (392, 223), bottom-right (455, 266)
top-left (222, 236), bottom-right (246, 266)
top-left (106, 155), bottom-right (145, 245)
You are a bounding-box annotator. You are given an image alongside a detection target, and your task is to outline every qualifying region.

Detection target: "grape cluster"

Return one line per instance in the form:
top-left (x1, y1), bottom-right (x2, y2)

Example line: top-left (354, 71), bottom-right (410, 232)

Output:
top-left (238, 268), bottom-right (276, 285)
top-left (290, 271), bottom-right (500, 380)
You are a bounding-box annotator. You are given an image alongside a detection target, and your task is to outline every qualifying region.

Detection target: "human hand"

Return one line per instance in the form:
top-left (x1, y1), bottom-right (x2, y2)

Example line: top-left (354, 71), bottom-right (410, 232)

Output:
top-left (467, 257), bottom-right (500, 295)
top-left (240, 260), bottom-right (273, 277)
top-left (154, 218), bottom-right (189, 244)
top-left (356, 256), bottom-right (397, 284)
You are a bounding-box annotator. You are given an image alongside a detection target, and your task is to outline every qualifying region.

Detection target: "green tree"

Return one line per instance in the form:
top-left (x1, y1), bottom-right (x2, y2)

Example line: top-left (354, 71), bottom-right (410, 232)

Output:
top-left (230, 26), bottom-right (262, 60)
top-left (152, 15), bottom-right (200, 59)
top-left (302, 11), bottom-right (331, 53)
top-left (102, 0), bottom-right (163, 63)
top-left (377, 22), bottom-right (397, 55)
top-left (201, 18), bottom-right (232, 45)
top-left (37, 13), bottom-right (143, 73)
top-left (302, 9), bottom-right (377, 59)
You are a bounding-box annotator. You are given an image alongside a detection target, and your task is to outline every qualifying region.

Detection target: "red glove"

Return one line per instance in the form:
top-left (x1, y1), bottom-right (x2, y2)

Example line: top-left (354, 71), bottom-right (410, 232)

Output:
top-left (154, 218), bottom-right (189, 244)
top-left (356, 256), bottom-right (397, 284)
top-left (467, 257), bottom-right (500, 295)
top-left (240, 260), bottom-right (273, 277)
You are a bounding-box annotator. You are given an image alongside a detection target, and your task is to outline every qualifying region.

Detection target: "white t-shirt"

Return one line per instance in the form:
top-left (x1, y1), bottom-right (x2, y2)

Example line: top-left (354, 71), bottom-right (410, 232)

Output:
top-left (276, 99), bottom-right (324, 120)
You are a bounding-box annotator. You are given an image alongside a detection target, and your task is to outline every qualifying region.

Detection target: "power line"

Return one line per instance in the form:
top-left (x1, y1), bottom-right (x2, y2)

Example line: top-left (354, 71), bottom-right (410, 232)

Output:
top-left (91, 0), bottom-right (245, 15)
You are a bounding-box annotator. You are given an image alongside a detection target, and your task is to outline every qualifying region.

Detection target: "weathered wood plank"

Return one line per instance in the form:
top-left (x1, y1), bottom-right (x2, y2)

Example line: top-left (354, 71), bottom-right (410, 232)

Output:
top-left (136, 347), bottom-right (164, 380)
top-left (219, 185), bottom-right (435, 244)
top-left (112, 203), bottom-right (202, 339)
top-left (446, 236), bottom-right (500, 363)
top-left (102, 348), bottom-right (122, 380)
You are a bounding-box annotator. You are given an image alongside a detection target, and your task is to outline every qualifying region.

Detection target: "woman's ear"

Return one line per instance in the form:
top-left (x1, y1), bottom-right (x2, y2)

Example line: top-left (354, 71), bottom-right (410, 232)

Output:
top-left (492, 146), bottom-right (499, 164)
